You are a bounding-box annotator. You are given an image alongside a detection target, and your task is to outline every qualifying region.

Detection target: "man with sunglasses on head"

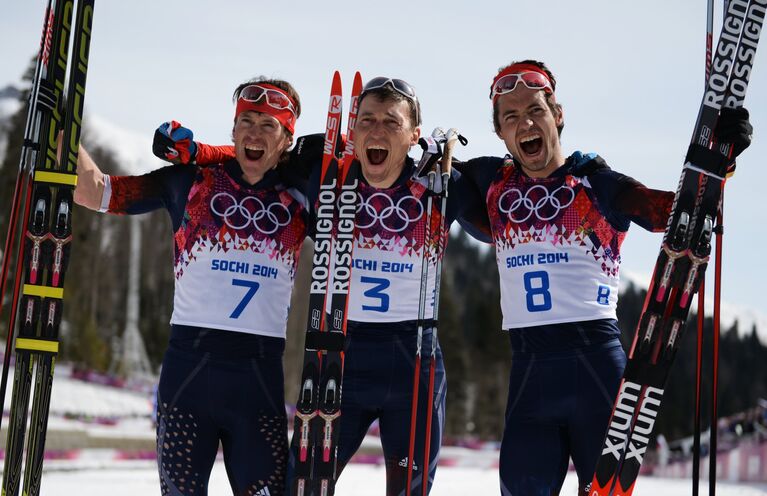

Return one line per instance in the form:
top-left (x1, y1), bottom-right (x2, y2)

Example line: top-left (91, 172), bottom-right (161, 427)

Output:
top-left (153, 76), bottom-right (490, 495)
top-left (74, 77), bottom-right (308, 496)
top-left (455, 59), bottom-right (753, 496)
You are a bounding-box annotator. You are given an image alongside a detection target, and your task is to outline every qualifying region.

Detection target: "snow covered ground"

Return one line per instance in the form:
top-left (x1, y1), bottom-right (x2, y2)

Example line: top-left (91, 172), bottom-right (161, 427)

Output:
top-left (36, 462), bottom-right (767, 495)
top-left (3, 366), bottom-right (767, 494)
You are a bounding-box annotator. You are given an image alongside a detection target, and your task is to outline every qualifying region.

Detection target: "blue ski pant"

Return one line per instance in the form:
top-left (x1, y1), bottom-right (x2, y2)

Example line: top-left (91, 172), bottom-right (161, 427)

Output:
top-left (289, 326), bottom-right (446, 496)
top-left (156, 325), bottom-right (288, 496)
top-left (499, 336), bottom-right (626, 495)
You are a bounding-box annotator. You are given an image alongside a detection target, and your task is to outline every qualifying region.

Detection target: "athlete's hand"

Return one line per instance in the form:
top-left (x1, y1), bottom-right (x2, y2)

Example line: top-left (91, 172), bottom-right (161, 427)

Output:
top-left (153, 120), bottom-right (197, 165)
top-left (715, 107), bottom-right (753, 159)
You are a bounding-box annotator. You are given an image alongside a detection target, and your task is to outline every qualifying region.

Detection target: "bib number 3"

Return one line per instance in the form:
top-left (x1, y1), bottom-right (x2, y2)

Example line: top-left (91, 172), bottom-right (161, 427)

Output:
top-left (361, 276), bottom-right (390, 312)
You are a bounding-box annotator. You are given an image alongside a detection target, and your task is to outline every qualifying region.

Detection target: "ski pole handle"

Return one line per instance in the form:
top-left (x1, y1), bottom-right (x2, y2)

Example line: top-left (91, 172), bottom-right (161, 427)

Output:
top-left (440, 128), bottom-right (467, 179)
top-left (415, 134), bottom-right (443, 178)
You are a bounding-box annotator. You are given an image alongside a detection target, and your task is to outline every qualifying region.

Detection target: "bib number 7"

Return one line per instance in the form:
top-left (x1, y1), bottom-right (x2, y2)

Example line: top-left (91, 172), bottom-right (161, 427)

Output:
top-left (230, 278), bottom-right (260, 319)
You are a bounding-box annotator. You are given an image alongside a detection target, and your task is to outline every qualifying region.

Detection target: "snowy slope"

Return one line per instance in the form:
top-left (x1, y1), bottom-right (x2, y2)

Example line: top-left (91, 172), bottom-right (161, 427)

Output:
top-left (38, 464), bottom-right (767, 496)
top-left (1, 363), bottom-right (153, 419)
top-left (13, 367), bottom-right (766, 494)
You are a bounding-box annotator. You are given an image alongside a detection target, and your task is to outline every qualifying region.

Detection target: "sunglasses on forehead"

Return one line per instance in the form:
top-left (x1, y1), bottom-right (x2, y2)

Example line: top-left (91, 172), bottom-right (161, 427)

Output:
top-left (489, 71), bottom-right (553, 100)
top-left (362, 77), bottom-right (418, 100)
top-left (238, 84), bottom-right (297, 117)
top-left (361, 77), bottom-right (420, 124)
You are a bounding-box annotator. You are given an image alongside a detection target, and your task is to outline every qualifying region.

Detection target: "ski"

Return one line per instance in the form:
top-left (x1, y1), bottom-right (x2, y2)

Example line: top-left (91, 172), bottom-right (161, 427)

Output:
top-left (1, 1), bottom-right (94, 495)
top-left (589, 1), bottom-right (764, 495)
top-left (313, 71), bottom-right (361, 496)
top-left (291, 71), bottom-right (362, 496)
top-left (291, 71), bottom-right (343, 496)
top-left (0, 0), bottom-right (55, 424)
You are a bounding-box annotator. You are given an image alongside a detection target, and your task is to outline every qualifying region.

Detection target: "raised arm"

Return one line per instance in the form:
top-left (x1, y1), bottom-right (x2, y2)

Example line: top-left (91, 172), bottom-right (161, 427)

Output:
top-left (74, 145), bottom-right (106, 211)
top-left (152, 120), bottom-right (234, 165)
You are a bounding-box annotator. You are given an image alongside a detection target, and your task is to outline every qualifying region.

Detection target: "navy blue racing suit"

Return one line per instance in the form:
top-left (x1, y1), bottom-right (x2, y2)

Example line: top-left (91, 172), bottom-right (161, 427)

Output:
top-left (104, 161), bottom-right (308, 495)
top-left (456, 152), bottom-right (673, 495)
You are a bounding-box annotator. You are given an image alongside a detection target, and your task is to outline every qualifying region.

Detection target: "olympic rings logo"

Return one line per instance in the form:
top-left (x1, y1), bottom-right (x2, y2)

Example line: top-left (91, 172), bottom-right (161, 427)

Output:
top-left (356, 192), bottom-right (424, 233)
top-left (498, 184), bottom-right (575, 223)
top-left (210, 192), bottom-right (291, 235)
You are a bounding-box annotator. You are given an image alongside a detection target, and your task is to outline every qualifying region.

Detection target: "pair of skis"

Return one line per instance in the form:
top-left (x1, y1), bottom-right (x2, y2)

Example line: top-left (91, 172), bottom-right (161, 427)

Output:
top-left (0, 0), bottom-right (94, 495)
top-left (292, 70), bottom-right (361, 496)
top-left (589, 0), bottom-right (764, 495)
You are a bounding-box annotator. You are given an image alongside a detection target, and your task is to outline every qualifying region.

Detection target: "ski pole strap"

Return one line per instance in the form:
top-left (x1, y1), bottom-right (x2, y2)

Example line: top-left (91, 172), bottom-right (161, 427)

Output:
top-left (415, 136), bottom-right (443, 178)
top-left (304, 331), bottom-right (345, 352)
top-left (684, 143), bottom-right (731, 179)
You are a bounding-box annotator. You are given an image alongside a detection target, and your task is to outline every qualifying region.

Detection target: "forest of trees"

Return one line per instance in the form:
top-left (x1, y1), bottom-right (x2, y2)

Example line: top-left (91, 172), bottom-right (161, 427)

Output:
top-left (1, 72), bottom-right (766, 445)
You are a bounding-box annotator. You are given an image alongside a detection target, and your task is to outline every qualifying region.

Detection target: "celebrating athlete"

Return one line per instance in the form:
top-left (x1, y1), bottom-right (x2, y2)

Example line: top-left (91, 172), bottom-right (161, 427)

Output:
top-left (74, 77), bottom-right (308, 496)
top-left (456, 59), bottom-right (753, 495)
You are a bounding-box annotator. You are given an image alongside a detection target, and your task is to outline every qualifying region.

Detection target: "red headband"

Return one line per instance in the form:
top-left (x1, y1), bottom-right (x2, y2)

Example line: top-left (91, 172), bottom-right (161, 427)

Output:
top-left (235, 84), bottom-right (297, 135)
top-left (491, 63), bottom-right (556, 99)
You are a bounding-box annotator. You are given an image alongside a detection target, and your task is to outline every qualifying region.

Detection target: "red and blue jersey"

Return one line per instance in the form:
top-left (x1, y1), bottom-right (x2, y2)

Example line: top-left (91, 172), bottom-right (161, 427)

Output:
top-left (105, 160), bottom-right (308, 338)
top-left (304, 155), bottom-right (488, 328)
top-left (458, 152), bottom-right (673, 337)
top-left (342, 168), bottom-right (448, 323)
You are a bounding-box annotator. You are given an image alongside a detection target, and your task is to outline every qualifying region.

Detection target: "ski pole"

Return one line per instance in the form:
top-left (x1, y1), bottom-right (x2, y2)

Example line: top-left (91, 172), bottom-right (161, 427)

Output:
top-left (419, 128), bottom-right (465, 496)
top-left (406, 128), bottom-right (444, 496)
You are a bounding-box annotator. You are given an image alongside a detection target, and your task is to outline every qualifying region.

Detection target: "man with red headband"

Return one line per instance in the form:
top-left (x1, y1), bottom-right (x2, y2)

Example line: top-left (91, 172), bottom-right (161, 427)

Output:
top-left (74, 77), bottom-right (308, 496)
top-left (456, 59), bottom-right (753, 495)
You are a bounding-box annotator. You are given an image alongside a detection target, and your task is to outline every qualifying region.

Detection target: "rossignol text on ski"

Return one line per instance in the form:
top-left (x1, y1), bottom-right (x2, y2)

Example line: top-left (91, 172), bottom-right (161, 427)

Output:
top-left (292, 70), bottom-right (362, 496)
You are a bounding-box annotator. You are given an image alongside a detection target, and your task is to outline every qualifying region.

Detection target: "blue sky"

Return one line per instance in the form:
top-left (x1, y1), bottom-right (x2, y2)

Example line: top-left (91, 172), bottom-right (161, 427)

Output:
top-left (1, 0), bottom-right (765, 318)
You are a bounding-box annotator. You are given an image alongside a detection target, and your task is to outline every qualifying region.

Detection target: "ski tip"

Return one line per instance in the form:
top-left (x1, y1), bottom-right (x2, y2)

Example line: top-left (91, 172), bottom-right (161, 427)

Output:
top-left (331, 71), bottom-right (342, 96)
top-left (352, 71), bottom-right (363, 94)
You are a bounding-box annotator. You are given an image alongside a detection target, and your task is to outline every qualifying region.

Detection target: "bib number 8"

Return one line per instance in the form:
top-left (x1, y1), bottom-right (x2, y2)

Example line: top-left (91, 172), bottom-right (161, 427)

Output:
top-left (523, 271), bottom-right (552, 312)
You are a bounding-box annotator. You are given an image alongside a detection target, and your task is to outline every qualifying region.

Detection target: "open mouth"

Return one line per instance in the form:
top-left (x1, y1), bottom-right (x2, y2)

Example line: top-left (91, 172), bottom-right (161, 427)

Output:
top-left (366, 146), bottom-right (388, 166)
top-left (244, 145), bottom-right (265, 161)
top-left (519, 134), bottom-right (543, 156)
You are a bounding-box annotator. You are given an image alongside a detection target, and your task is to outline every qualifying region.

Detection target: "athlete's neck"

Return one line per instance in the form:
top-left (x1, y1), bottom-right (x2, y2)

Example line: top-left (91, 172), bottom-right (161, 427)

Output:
top-left (242, 172), bottom-right (264, 185)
